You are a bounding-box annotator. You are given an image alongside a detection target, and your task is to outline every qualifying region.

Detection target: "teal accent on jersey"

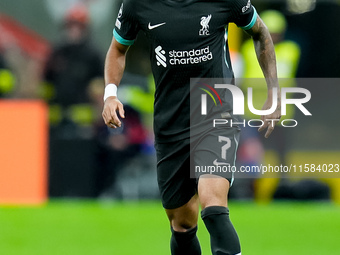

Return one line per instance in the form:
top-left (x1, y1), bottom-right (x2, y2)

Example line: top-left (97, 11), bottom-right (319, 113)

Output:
top-left (113, 29), bottom-right (134, 46)
top-left (240, 7), bottom-right (257, 30)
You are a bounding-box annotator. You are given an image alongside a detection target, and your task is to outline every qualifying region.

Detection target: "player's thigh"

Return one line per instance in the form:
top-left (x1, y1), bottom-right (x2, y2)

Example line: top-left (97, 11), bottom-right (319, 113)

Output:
top-left (155, 138), bottom-right (197, 211)
top-left (198, 175), bottom-right (230, 209)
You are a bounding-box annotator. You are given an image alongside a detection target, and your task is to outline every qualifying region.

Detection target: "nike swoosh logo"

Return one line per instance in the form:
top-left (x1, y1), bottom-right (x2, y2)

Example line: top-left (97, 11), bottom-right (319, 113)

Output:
top-left (213, 159), bottom-right (230, 166)
top-left (148, 22), bottom-right (166, 30)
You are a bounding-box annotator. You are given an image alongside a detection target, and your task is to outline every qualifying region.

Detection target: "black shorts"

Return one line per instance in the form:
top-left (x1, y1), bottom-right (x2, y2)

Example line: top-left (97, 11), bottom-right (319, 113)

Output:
top-left (155, 128), bottom-right (240, 209)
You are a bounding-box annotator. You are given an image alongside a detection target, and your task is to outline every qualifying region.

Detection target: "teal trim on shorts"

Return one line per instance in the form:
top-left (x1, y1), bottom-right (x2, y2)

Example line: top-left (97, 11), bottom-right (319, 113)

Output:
top-left (240, 7), bottom-right (258, 30)
top-left (113, 29), bottom-right (135, 46)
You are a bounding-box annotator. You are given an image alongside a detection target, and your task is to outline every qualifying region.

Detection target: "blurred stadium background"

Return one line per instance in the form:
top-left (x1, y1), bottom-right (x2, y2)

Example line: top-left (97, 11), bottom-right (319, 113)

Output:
top-left (0, 0), bottom-right (339, 254)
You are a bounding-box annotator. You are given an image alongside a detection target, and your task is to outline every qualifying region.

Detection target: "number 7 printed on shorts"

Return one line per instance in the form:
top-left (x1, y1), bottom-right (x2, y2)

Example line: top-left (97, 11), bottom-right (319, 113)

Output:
top-left (219, 136), bottom-right (231, 160)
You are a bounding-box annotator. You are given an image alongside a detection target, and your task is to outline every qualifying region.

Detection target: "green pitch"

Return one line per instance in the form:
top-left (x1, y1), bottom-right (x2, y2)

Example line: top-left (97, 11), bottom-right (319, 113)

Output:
top-left (0, 201), bottom-right (339, 255)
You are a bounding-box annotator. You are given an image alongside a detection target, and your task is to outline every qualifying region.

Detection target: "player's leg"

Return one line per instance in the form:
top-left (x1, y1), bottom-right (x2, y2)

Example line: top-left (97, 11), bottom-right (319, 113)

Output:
top-left (156, 139), bottom-right (201, 255)
top-left (166, 194), bottom-right (201, 255)
top-left (199, 176), bottom-right (241, 255)
top-left (194, 129), bottom-right (241, 255)
top-left (166, 194), bottom-right (199, 231)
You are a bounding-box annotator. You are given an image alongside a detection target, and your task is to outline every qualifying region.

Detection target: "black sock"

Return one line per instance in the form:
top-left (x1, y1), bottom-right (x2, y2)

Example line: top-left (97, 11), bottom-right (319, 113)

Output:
top-left (201, 206), bottom-right (241, 255)
top-left (170, 226), bottom-right (201, 255)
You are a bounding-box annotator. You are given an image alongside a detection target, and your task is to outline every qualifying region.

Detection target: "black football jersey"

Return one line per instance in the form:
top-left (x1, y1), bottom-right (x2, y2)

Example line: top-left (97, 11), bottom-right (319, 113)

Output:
top-left (114, 0), bottom-right (257, 142)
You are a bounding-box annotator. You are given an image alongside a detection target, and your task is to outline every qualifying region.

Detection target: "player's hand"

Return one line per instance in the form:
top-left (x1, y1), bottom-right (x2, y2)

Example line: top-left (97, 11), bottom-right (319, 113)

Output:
top-left (102, 96), bottom-right (125, 128)
top-left (258, 93), bottom-right (281, 138)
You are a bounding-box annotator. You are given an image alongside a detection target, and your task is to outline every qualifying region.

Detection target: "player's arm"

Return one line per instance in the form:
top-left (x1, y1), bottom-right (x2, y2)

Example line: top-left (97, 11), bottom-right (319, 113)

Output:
top-left (102, 38), bottom-right (129, 129)
top-left (245, 16), bottom-right (281, 138)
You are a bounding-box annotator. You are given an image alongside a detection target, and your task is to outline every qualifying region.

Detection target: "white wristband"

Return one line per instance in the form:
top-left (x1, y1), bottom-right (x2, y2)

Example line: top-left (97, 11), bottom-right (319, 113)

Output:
top-left (104, 83), bottom-right (118, 102)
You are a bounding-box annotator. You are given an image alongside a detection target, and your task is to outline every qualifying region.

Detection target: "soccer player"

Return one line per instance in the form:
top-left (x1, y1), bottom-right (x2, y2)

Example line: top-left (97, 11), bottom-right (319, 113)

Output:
top-left (102, 0), bottom-right (281, 254)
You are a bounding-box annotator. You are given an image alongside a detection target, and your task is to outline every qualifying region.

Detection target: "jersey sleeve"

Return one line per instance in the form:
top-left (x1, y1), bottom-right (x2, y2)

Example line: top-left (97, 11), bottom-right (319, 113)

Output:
top-left (229, 0), bottom-right (258, 30)
top-left (113, 1), bottom-right (139, 46)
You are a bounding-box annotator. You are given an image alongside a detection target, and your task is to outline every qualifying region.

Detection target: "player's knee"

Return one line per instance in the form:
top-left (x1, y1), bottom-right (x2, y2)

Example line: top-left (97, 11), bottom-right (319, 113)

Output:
top-left (168, 212), bottom-right (198, 232)
top-left (166, 195), bottom-right (199, 232)
top-left (172, 219), bottom-right (197, 232)
top-left (200, 191), bottom-right (229, 209)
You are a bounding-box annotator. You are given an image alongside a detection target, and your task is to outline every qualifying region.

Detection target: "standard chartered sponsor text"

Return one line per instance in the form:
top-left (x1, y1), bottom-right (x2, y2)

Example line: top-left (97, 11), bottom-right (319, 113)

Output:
top-left (169, 46), bottom-right (213, 65)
